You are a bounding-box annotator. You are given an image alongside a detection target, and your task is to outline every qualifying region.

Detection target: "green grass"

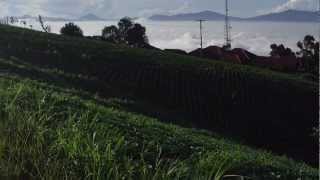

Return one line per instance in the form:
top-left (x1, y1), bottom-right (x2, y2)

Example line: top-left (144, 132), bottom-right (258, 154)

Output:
top-left (0, 76), bottom-right (317, 179)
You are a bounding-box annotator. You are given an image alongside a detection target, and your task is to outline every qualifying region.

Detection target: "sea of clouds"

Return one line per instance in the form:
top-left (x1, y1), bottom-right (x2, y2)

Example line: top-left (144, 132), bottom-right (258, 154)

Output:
top-left (14, 18), bottom-right (319, 56)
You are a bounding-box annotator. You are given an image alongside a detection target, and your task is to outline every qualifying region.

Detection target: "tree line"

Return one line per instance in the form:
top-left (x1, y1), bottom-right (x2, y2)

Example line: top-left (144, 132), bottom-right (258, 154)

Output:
top-left (269, 35), bottom-right (319, 79)
top-left (60, 17), bottom-right (148, 48)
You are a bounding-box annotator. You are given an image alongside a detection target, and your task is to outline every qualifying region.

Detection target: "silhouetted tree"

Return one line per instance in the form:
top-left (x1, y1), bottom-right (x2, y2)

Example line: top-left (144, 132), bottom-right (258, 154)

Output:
top-left (60, 23), bottom-right (83, 37)
top-left (102, 25), bottom-right (119, 43)
top-left (118, 17), bottom-right (134, 42)
top-left (101, 17), bottom-right (149, 47)
top-left (297, 35), bottom-right (319, 76)
top-left (127, 23), bottom-right (148, 47)
top-left (270, 44), bottom-right (294, 57)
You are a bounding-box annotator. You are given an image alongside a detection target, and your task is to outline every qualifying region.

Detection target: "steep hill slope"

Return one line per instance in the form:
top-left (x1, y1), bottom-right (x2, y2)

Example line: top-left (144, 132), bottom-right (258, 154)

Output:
top-left (0, 71), bottom-right (317, 179)
top-left (0, 24), bottom-right (318, 166)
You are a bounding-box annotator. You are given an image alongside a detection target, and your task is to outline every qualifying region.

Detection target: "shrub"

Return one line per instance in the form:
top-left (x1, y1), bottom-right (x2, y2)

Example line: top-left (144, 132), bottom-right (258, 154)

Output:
top-left (127, 23), bottom-right (148, 47)
top-left (60, 22), bottom-right (83, 37)
top-left (102, 25), bottom-right (119, 43)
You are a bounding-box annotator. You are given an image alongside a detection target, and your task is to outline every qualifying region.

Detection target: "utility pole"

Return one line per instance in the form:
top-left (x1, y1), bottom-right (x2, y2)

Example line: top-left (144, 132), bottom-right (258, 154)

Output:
top-left (197, 19), bottom-right (206, 56)
top-left (318, 0), bottom-right (320, 42)
top-left (318, 0), bottom-right (320, 68)
top-left (224, 0), bottom-right (231, 50)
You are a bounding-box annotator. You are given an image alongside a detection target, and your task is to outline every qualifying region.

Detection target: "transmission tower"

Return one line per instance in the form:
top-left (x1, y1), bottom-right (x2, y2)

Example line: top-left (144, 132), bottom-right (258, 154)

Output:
top-left (224, 0), bottom-right (231, 50)
top-left (197, 19), bottom-right (206, 56)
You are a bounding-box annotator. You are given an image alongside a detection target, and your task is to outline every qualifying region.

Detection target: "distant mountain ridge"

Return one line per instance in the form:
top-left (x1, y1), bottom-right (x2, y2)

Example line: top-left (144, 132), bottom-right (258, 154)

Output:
top-left (17, 15), bottom-right (72, 21)
top-left (78, 13), bottom-right (105, 21)
top-left (150, 10), bottom-right (319, 22)
top-left (150, 10), bottom-right (241, 21)
top-left (17, 15), bottom-right (71, 21)
top-left (16, 13), bottom-right (105, 21)
top-left (247, 10), bottom-right (319, 22)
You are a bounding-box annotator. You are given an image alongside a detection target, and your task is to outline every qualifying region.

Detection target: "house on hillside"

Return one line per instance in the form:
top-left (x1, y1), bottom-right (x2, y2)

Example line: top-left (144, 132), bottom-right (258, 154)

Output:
top-left (189, 46), bottom-right (245, 64)
top-left (188, 45), bottom-right (300, 73)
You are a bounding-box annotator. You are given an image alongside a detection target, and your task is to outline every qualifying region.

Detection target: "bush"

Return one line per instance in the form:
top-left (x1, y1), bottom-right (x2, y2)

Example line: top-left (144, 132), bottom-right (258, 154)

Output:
top-left (127, 23), bottom-right (148, 47)
top-left (101, 17), bottom-right (149, 47)
top-left (102, 25), bottom-right (119, 43)
top-left (60, 22), bottom-right (83, 37)
top-left (118, 17), bottom-right (134, 42)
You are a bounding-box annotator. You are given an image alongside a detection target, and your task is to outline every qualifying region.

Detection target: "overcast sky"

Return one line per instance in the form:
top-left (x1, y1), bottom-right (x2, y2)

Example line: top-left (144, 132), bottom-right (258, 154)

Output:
top-left (0, 0), bottom-right (318, 18)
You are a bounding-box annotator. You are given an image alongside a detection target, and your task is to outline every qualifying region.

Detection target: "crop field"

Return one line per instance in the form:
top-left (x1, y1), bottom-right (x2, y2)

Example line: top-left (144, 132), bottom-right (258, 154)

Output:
top-left (0, 24), bottom-right (318, 179)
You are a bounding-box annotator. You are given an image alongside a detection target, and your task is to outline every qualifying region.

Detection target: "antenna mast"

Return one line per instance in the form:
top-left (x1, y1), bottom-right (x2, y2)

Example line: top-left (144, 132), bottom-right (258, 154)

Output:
top-left (197, 19), bottom-right (206, 56)
top-left (224, 0), bottom-right (231, 50)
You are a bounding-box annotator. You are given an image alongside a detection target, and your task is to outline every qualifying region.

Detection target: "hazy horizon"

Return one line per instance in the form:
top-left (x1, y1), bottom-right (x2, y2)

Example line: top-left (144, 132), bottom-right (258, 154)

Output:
top-left (2, 8), bottom-right (319, 20)
top-left (0, 0), bottom-right (318, 18)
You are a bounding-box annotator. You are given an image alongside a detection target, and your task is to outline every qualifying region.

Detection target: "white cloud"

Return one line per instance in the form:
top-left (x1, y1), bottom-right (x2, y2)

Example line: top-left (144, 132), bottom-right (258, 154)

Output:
top-left (271, 0), bottom-right (317, 12)
top-left (169, 1), bottom-right (191, 15)
top-left (0, 0), bottom-right (107, 17)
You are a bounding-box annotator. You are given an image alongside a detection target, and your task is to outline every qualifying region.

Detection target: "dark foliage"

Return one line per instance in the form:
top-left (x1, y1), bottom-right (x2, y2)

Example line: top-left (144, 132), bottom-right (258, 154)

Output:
top-left (60, 22), bottom-right (83, 37)
top-left (164, 49), bottom-right (188, 55)
top-left (102, 25), bottom-right (119, 43)
top-left (270, 44), bottom-right (295, 57)
top-left (127, 23), bottom-right (148, 47)
top-left (297, 35), bottom-right (319, 78)
top-left (118, 17), bottom-right (134, 42)
top-left (101, 17), bottom-right (149, 47)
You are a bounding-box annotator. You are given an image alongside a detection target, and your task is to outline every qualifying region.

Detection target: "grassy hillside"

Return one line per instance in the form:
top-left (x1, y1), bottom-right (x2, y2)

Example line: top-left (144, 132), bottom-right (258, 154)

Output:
top-left (0, 24), bottom-right (317, 165)
top-left (0, 24), bottom-right (318, 178)
top-left (0, 75), bottom-right (317, 179)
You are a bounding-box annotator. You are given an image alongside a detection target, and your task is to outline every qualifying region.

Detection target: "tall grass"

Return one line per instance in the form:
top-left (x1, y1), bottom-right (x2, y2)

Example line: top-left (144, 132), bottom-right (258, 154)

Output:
top-left (0, 83), bottom-right (236, 179)
top-left (0, 78), bottom-right (317, 180)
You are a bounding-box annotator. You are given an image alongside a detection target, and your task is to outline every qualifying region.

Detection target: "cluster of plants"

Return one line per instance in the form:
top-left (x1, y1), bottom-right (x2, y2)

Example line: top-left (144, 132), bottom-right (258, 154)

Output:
top-left (296, 35), bottom-right (319, 79)
top-left (0, 24), bottom-right (317, 167)
top-left (60, 22), bottom-right (84, 37)
top-left (269, 35), bottom-right (319, 79)
top-left (102, 17), bottom-right (149, 48)
top-left (269, 44), bottom-right (295, 57)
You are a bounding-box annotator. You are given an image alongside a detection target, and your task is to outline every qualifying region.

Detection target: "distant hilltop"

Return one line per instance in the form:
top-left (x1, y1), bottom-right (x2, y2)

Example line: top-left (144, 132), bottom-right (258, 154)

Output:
top-left (246, 10), bottom-right (319, 22)
top-left (150, 10), bottom-right (241, 21)
top-left (150, 10), bottom-right (319, 22)
top-left (18, 15), bottom-right (71, 21)
top-left (78, 13), bottom-right (105, 21)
